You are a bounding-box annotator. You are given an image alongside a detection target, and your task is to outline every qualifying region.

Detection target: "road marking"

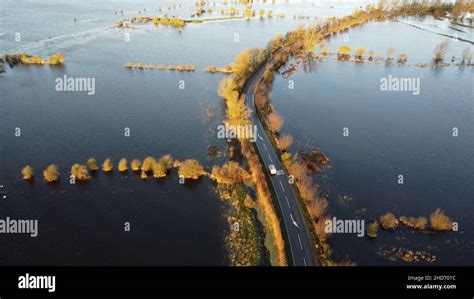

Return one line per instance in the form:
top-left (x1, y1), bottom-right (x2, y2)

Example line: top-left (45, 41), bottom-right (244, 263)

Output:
top-left (258, 134), bottom-right (263, 141)
top-left (263, 143), bottom-right (268, 151)
top-left (297, 234), bottom-right (303, 250)
top-left (279, 181), bottom-right (285, 192)
top-left (290, 214), bottom-right (299, 228)
top-left (303, 257), bottom-right (307, 266)
top-left (285, 196), bottom-right (291, 209)
top-left (268, 154), bottom-right (273, 163)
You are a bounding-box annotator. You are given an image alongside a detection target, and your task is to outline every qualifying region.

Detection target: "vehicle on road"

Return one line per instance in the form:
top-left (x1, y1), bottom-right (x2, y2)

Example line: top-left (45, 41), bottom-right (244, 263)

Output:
top-left (268, 164), bottom-right (277, 175)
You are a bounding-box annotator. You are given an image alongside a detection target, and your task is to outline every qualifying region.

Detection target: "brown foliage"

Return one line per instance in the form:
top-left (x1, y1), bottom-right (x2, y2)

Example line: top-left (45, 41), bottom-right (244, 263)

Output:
top-left (178, 159), bottom-right (206, 179)
top-left (211, 161), bottom-right (251, 184)
top-left (380, 212), bottom-right (398, 230)
top-left (430, 209), bottom-right (452, 231)
top-left (277, 133), bottom-right (293, 151)
top-left (43, 164), bottom-right (60, 183)
top-left (267, 112), bottom-right (284, 133)
top-left (102, 158), bottom-right (113, 172)
top-left (71, 164), bottom-right (90, 180)
top-left (21, 165), bottom-right (34, 180)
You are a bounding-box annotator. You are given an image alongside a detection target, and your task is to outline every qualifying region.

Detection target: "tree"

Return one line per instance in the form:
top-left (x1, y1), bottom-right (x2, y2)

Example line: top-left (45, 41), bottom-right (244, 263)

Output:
top-left (22, 165), bottom-right (34, 180)
top-left (158, 154), bottom-right (173, 170)
top-left (102, 158), bottom-right (113, 172)
top-left (337, 45), bottom-right (352, 59)
top-left (45, 53), bottom-right (65, 65)
top-left (87, 158), bottom-right (98, 171)
top-left (430, 209), bottom-right (452, 231)
top-left (386, 47), bottom-right (395, 60)
top-left (366, 222), bottom-right (378, 238)
top-left (355, 47), bottom-right (366, 59)
top-left (131, 159), bottom-right (141, 171)
top-left (267, 112), bottom-right (284, 133)
top-left (152, 162), bottom-right (167, 178)
top-left (314, 216), bottom-right (331, 242)
top-left (303, 27), bottom-right (320, 54)
top-left (433, 41), bottom-right (449, 63)
top-left (277, 133), bottom-right (293, 151)
top-left (462, 47), bottom-right (472, 63)
top-left (244, 195), bottom-right (256, 209)
top-left (71, 164), bottom-right (90, 180)
top-left (398, 53), bottom-right (407, 63)
top-left (118, 158), bottom-right (128, 172)
top-left (43, 164), bottom-right (60, 183)
top-left (178, 159), bottom-right (206, 179)
top-left (210, 161), bottom-right (251, 184)
top-left (380, 212), bottom-right (398, 230)
top-left (141, 156), bottom-right (156, 172)
top-left (307, 197), bottom-right (328, 219)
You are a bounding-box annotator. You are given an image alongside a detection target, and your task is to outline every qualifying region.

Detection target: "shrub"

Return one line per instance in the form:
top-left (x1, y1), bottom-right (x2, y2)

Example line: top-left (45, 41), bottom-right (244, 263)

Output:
top-left (367, 222), bottom-right (378, 238)
top-left (433, 41), bottom-right (449, 63)
top-left (277, 133), bottom-right (293, 151)
top-left (337, 45), bottom-right (351, 59)
top-left (386, 47), bottom-right (395, 60)
top-left (21, 165), bottom-right (34, 180)
top-left (45, 53), bottom-right (65, 65)
top-left (414, 217), bottom-right (427, 230)
top-left (430, 209), bottom-right (452, 231)
top-left (398, 53), bottom-right (407, 63)
top-left (211, 161), bottom-right (251, 184)
top-left (131, 159), bottom-right (142, 171)
top-left (141, 156), bottom-right (156, 172)
top-left (158, 154), bottom-right (173, 170)
top-left (102, 158), bottom-right (113, 172)
top-left (43, 164), bottom-right (60, 183)
top-left (71, 164), bottom-right (90, 180)
top-left (380, 212), bottom-right (398, 230)
top-left (118, 158), bottom-right (128, 172)
top-left (152, 162), bottom-right (167, 178)
top-left (87, 158), bottom-right (98, 171)
top-left (178, 159), bottom-right (206, 179)
top-left (354, 47), bottom-right (366, 59)
top-left (307, 197), bottom-right (328, 219)
top-left (267, 112), bottom-right (284, 133)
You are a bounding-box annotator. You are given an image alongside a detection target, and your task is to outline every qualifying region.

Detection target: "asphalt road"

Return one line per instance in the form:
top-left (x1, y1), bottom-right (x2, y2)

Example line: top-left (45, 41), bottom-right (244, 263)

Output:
top-left (242, 65), bottom-right (317, 266)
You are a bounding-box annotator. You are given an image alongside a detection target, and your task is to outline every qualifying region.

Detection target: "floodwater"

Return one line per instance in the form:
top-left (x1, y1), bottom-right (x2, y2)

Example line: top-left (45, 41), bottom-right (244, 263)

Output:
top-left (271, 20), bottom-right (473, 265)
top-left (0, 0), bottom-right (364, 265)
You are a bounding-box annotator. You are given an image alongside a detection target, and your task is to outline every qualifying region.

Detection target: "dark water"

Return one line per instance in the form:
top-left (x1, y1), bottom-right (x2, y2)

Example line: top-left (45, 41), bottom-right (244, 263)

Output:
top-left (0, 0), bottom-right (364, 265)
top-left (272, 21), bottom-right (473, 265)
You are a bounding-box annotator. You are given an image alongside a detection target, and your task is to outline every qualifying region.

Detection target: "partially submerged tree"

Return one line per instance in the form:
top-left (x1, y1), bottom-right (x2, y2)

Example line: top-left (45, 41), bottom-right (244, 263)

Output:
top-left (307, 197), bottom-right (328, 220)
top-left (141, 156), bottom-right (156, 172)
top-left (367, 222), bottom-right (379, 238)
top-left (433, 41), bottom-right (449, 63)
top-left (337, 45), bottom-right (352, 60)
top-left (178, 159), bottom-right (206, 179)
top-left (118, 158), bottom-right (128, 172)
top-left (43, 164), bottom-right (60, 183)
top-left (71, 164), bottom-right (90, 180)
top-left (380, 212), bottom-right (398, 230)
top-left (430, 209), bottom-right (453, 231)
top-left (102, 158), bottom-right (113, 172)
top-left (21, 165), bottom-right (34, 180)
top-left (87, 158), bottom-right (99, 171)
top-left (131, 159), bottom-right (142, 171)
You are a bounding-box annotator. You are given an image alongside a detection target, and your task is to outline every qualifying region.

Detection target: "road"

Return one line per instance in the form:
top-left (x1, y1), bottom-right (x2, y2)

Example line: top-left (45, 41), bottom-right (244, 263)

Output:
top-left (242, 65), bottom-right (317, 266)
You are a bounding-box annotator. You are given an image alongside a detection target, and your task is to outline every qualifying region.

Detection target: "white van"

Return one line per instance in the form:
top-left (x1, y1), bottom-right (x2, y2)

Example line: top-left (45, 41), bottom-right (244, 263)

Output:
top-left (268, 164), bottom-right (277, 175)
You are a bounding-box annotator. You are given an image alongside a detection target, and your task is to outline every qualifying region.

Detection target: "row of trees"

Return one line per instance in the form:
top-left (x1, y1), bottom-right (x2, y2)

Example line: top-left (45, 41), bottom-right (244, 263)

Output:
top-left (21, 155), bottom-right (208, 183)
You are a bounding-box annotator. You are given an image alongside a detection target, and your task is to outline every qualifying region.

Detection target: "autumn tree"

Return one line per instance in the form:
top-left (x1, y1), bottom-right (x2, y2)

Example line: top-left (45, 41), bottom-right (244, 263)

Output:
top-left (430, 209), bottom-right (453, 231)
top-left (277, 133), bottom-right (293, 151)
top-left (71, 164), bottom-right (90, 180)
top-left (102, 158), bottom-right (113, 172)
top-left (141, 156), bottom-right (156, 172)
top-left (337, 45), bottom-right (352, 60)
top-left (307, 197), bottom-right (328, 219)
top-left (21, 165), bottom-right (34, 180)
top-left (131, 159), bottom-right (142, 171)
top-left (178, 159), bottom-right (206, 179)
top-left (43, 164), bottom-right (60, 183)
top-left (433, 41), bottom-right (449, 63)
top-left (380, 212), bottom-right (398, 230)
top-left (87, 158), bottom-right (98, 171)
top-left (210, 161), bottom-right (251, 184)
top-left (267, 112), bottom-right (284, 133)
top-left (118, 158), bottom-right (128, 172)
